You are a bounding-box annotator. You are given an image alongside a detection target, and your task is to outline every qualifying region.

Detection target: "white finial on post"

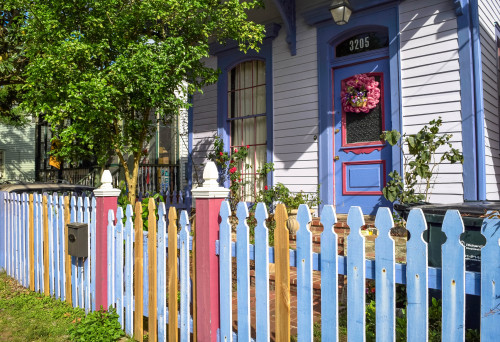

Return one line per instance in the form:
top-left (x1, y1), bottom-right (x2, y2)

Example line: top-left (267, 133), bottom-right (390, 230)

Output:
top-left (93, 170), bottom-right (121, 197)
top-left (191, 161), bottom-right (230, 199)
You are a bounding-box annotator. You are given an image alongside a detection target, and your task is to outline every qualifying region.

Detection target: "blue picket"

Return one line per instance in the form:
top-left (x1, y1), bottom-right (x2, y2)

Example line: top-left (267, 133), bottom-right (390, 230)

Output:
top-left (157, 203), bottom-right (167, 340)
top-left (236, 202), bottom-right (250, 341)
top-left (108, 209), bottom-right (116, 310)
top-left (480, 212), bottom-right (500, 340)
top-left (405, 208), bottom-right (428, 342)
top-left (0, 192), bottom-right (5, 272)
top-left (296, 204), bottom-right (313, 342)
top-left (38, 193), bottom-right (44, 294)
top-left (115, 207), bottom-right (124, 327)
top-left (179, 210), bottom-right (190, 340)
top-left (84, 196), bottom-right (91, 312)
top-left (53, 194), bottom-right (60, 298)
top-left (255, 203), bottom-right (270, 342)
top-left (320, 205), bottom-right (338, 341)
top-left (90, 197), bottom-right (97, 311)
top-left (48, 195), bottom-right (55, 296)
top-left (8, 193), bottom-right (12, 278)
top-left (70, 196), bottom-right (78, 307)
top-left (8, 192), bottom-right (11, 273)
top-left (347, 206), bottom-right (366, 342)
top-left (77, 197), bottom-right (84, 308)
top-left (23, 193), bottom-right (29, 288)
top-left (59, 195), bottom-right (66, 301)
top-left (374, 207), bottom-right (396, 342)
top-left (34, 193), bottom-right (40, 292)
top-left (441, 210), bottom-right (465, 341)
top-left (219, 201), bottom-right (233, 341)
top-left (124, 204), bottom-right (134, 336)
top-left (14, 193), bottom-right (20, 282)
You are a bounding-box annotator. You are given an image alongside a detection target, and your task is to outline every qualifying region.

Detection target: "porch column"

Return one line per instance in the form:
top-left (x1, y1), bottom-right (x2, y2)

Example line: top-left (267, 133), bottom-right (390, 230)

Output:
top-left (192, 162), bottom-right (230, 342)
top-left (93, 170), bottom-right (120, 310)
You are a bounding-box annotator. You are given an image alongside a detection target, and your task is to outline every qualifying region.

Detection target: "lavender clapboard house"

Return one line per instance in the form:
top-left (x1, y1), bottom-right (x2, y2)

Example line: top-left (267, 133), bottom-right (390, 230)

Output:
top-left (188, 0), bottom-right (500, 214)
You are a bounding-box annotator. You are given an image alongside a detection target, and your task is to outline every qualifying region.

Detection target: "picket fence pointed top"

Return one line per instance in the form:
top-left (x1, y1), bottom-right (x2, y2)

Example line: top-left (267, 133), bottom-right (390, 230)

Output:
top-left (220, 200), bottom-right (231, 219)
top-left (126, 204), bottom-right (134, 218)
top-left (237, 202), bottom-right (249, 221)
top-left (255, 202), bottom-right (268, 221)
top-left (179, 210), bottom-right (189, 228)
top-left (116, 206), bottom-right (124, 221)
top-left (375, 207), bottom-right (394, 236)
top-left (191, 161), bottom-right (230, 199)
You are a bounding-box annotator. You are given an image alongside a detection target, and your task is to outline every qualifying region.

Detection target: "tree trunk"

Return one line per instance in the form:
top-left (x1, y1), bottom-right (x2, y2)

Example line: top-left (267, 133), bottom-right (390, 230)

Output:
top-left (127, 157), bottom-right (140, 204)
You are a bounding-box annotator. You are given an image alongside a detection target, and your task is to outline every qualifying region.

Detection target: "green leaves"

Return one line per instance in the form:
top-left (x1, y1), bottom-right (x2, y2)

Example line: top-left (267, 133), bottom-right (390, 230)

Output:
top-left (11, 0), bottom-right (264, 203)
top-left (69, 306), bottom-right (125, 342)
top-left (380, 130), bottom-right (400, 146)
top-left (381, 117), bottom-right (463, 204)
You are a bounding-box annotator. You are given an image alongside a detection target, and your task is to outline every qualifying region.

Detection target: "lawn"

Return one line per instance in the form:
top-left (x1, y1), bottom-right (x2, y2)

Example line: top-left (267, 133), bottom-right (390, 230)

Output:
top-left (0, 271), bottom-right (84, 341)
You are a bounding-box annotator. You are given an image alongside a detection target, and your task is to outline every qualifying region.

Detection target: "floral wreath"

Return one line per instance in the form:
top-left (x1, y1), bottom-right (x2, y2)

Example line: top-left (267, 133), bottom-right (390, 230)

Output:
top-left (341, 73), bottom-right (381, 113)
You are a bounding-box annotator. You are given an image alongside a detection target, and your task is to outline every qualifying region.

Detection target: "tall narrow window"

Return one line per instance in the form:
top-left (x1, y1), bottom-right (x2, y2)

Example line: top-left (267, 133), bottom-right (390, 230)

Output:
top-left (228, 60), bottom-right (266, 201)
top-left (0, 150), bottom-right (4, 179)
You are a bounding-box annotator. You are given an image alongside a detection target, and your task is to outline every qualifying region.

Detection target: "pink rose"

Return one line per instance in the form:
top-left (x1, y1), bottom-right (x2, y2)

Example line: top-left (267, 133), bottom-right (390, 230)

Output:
top-left (234, 148), bottom-right (238, 153)
top-left (230, 167), bottom-right (237, 174)
top-left (264, 185), bottom-right (268, 190)
top-left (219, 152), bottom-right (223, 156)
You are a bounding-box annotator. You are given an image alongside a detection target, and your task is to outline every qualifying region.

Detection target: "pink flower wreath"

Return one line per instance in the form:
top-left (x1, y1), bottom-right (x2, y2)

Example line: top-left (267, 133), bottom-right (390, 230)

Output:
top-left (341, 73), bottom-right (381, 113)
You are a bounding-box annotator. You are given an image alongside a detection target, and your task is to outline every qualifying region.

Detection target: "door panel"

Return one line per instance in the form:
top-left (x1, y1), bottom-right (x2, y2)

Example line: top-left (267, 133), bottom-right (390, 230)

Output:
top-left (333, 59), bottom-right (392, 214)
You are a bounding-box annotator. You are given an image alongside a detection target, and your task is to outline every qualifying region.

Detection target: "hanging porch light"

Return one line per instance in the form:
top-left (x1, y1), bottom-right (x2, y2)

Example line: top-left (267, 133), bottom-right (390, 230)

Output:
top-left (329, 0), bottom-right (353, 25)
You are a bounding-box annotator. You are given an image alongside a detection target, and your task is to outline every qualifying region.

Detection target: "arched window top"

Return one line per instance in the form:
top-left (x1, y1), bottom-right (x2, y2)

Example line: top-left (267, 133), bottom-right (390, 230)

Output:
top-left (227, 59), bottom-right (267, 201)
top-left (335, 27), bottom-right (389, 58)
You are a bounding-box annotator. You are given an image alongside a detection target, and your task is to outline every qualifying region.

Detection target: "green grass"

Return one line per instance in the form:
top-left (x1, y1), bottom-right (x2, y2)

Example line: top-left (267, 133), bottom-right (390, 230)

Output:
top-left (0, 270), bottom-right (85, 341)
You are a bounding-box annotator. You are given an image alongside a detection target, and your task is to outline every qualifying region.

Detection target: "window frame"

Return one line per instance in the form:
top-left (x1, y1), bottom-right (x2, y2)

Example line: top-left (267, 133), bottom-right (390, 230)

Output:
top-left (0, 150), bottom-right (5, 179)
top-left (214, 27), bottom-right (278, 193)
top-left (227, 60), bottom-right (268, 198)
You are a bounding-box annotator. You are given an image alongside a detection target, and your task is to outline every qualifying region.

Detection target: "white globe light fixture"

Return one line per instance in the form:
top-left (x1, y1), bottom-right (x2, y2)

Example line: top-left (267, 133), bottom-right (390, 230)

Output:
top-left (329, 0), bottom-right (353, 25)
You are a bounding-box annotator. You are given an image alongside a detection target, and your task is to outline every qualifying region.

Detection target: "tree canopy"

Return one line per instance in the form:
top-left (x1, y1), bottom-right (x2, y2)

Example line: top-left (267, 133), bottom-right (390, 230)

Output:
top-left (6, 0), bottom-right (265, 202)
top-left (0, 6), bottom-right (29, 126)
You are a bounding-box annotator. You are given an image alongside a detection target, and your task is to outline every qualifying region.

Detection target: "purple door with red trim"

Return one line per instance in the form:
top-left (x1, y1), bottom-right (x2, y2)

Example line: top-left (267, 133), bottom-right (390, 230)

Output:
top-left (333, 58), bottom-right (392, 214)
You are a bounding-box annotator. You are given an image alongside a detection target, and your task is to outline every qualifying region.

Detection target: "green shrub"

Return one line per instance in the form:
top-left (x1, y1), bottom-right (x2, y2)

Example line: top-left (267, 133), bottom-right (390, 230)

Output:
top-left (69, 306), bottom-right (125, 342)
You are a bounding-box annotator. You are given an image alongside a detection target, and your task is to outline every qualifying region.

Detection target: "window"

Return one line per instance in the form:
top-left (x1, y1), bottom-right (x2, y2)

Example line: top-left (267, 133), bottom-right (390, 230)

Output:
top-left (227, 60), bottom-right (267, 200)
top-left (0, 150), bottom-right (4, 179)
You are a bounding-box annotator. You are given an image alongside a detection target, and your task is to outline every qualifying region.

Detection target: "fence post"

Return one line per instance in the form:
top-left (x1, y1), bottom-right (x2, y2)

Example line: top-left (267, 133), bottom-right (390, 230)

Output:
top-left (93, 170), bottom-right (121, 310)
top-left (192, 161), bottom-right (230, 342)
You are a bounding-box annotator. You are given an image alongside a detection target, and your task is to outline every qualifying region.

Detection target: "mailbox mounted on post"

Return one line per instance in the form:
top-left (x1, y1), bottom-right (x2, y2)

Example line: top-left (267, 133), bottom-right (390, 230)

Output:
top-left (67, 223), bottom-right (88, 258)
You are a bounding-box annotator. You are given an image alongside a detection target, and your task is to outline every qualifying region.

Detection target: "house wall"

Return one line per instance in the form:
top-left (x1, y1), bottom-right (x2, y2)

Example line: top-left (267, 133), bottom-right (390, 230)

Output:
top-left (191, 0), bottom-right (486, 205)
top-left (399, 0), bottom-right (465, 203)
top-left (191, 57), bottom-right (219, 187)
top-left (0, 123), bottom-right (36, 182)
top-left (478, 0), bottom-right (500, 200)
top-left (272, 16), bottom-right (319, 194)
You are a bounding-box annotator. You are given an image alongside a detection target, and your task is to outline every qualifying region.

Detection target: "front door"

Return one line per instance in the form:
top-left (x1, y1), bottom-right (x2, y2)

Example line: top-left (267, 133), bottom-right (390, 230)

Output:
top-left (333, 58), bottom-right (392, 214)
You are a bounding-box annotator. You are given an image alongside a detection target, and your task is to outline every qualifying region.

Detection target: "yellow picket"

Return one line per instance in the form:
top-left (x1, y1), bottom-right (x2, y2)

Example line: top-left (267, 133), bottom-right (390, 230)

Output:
top-left (274, 203), bottom-right (290, 341)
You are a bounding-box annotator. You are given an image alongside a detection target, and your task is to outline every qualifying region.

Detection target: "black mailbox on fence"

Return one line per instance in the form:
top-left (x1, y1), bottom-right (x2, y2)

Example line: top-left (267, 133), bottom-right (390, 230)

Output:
top-left (67, 223), bottom-right (88, 258)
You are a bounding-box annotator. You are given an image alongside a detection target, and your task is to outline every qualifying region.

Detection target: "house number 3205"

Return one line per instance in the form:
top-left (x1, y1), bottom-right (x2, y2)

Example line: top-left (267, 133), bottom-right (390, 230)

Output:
top-left (349, 37), bottom-right (370, 51)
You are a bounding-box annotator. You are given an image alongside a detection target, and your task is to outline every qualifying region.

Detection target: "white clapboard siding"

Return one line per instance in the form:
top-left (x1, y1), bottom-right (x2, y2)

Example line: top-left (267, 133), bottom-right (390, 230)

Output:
top-left (479, 0), bottom-right (500, 200)
top-left (272, 17), bottom-right (319, 195)
top-left (399, 0), bottom-right (464, 203)
top-left (0, 123), bottom-right (36, 181)
top-left (191, 56), bottom-right (218, 186)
